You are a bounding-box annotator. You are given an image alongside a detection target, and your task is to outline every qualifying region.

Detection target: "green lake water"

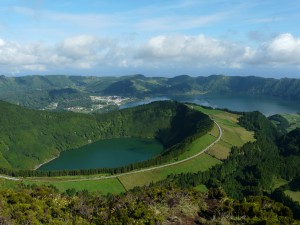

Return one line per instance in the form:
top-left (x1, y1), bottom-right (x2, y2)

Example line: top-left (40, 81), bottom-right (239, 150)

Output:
top-left (38, 138), bottom-right (163, 171)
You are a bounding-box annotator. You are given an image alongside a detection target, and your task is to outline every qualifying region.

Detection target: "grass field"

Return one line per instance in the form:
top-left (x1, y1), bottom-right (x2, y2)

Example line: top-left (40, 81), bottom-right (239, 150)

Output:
top-left (281, 113), bottom-right (300, 132)
top-left (191, 105), bottom-right (255, 160)
top-left (119, 153), bottom-right (221, 190)
top-left (4, 104), bottom-right (255, 194)
top-left (285, 190), bottom-right (300, 203)
top-left (0, 178), bottom-right (20, 190)
top-left (207, 141), bottom-right (231, 160)
top-left (194, 184), bottom-right (208, 192)
top-left (169, 128), bottom-right (216, 162)
top-left (270, 177), bottom-right (288, 191)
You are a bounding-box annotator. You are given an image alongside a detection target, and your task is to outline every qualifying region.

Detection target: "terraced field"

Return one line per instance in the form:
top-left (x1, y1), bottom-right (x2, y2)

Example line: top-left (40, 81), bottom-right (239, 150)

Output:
top-left (193, 105), bottom-right (255, 160)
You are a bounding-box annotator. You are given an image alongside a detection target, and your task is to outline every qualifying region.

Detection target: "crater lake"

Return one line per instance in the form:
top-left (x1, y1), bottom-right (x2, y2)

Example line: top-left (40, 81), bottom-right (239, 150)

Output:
top-left (38, 138), bottom-right (163, 171)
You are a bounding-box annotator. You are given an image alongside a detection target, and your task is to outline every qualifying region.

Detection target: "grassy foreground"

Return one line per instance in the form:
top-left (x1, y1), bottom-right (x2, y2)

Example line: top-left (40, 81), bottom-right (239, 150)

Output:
top-left (4, 105), bottom-right (254, 194)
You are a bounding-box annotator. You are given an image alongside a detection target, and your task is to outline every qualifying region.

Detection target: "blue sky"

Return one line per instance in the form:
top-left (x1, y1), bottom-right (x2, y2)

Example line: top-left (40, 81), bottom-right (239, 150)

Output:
top-left (0, 0), bottom-right (300, 77)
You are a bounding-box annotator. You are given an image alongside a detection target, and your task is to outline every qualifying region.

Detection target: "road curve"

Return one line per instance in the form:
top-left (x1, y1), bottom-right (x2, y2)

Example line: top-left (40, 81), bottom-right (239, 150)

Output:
top-left (0, 121), bottom-right (222, 182)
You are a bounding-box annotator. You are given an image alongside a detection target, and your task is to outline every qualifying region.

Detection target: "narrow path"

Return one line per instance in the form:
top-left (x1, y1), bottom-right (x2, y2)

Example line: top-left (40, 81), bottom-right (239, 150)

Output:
top-left (0, 174), bottom-right (20, 181)
top-left (1, 121), bottom-right (222, 182)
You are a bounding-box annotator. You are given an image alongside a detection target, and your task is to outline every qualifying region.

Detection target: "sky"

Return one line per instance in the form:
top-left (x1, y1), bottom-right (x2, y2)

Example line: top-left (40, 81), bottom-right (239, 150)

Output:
top-left (0, 0), bottom-right (300, 78)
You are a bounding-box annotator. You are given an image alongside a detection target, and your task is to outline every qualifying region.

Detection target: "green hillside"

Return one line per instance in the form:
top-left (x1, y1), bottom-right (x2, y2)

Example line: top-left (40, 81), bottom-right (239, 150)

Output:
top-left (1, 74), bottom-right (300, 111)
top-left (270, 113), bottom-right (300, 134)
top-left (0, 100), bottom-right (212, 170)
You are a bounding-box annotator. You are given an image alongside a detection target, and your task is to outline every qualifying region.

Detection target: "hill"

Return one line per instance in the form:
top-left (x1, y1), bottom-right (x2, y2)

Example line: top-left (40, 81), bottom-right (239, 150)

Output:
top-left (0, 100), bottom-right (212, 170)
top-left (270, 113), bottom-right (300, 134)
top-left (1, 74), bottom-right (300, 111)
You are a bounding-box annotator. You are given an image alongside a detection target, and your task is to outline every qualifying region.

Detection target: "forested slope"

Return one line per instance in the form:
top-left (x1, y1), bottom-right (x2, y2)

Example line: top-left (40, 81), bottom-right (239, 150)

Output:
top-left (163, 110), bottom-right (300, 218)
top-left (0, 100), bottom-right (212, 170)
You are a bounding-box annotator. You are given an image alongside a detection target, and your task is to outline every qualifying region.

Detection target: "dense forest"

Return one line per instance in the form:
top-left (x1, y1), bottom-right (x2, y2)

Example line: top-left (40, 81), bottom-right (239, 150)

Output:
top-left (160, 110), bottom-right (300, 219)
top-left (1, 74), bottom-right (300, 109)
top-left (0, 184), bottom-right (297, 224)
top-left (0, 100), bottom-right (212, 171)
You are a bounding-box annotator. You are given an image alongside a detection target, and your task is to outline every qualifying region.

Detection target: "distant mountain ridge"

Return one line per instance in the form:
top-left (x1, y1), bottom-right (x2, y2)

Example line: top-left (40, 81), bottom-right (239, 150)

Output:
top-left (1, 74), bottom-right (300, 109)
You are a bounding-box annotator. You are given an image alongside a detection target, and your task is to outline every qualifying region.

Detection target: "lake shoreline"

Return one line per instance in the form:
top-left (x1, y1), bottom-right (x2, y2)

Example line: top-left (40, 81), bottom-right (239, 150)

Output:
top-left (34, 155), bottom-right (59, 171)
top-left (34, 138), bottom-right (163, 171)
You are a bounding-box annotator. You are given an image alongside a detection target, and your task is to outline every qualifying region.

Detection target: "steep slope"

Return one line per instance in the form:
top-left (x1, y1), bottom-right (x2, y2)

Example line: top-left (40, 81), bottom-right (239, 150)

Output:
top-left (0, 100), bottom-right (212, 170)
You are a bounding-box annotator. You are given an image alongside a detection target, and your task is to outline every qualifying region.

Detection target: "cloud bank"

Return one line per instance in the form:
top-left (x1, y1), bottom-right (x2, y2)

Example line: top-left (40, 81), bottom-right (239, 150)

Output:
top-left (0, 33), bottom-right (300, 75)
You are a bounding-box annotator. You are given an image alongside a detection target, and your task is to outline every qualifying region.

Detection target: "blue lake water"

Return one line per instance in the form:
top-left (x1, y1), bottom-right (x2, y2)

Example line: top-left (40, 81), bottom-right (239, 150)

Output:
top-left (121, 95), bottom-right (300, 116)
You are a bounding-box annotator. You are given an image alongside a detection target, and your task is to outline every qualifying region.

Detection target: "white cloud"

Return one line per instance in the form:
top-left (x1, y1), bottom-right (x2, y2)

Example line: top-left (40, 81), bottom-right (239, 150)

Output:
top-left (0, 38), bottom-right (5, 47)
top-left (135, 34), bottom-right (246, 68)
top-left (246, 33), bottom-right (300, 67)
top-left (267, 33), bottom-right (300, 56)
top-left (0, 33), bottom-right (300, 74)
top-left (58, 35), bottom-right (99, 60)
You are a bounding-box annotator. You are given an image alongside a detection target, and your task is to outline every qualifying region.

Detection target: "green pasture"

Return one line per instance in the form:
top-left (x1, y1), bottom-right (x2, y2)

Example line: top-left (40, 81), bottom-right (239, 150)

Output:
top-left (281, 113), bottom-right (300, 132)
top-left (285, 190), bottom-right (300, 203)
top-left (119, 153), bottom-right (220, 190)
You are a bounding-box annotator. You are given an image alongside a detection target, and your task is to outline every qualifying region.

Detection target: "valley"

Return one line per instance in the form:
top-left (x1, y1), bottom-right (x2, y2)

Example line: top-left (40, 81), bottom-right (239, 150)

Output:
top-left (1, 104), bottom-right (254, 196)
top-left (0, 74), bottom-right (300, 222)
top-left (2, 1), bottom-right (300, 222)
top-left (1, 74), bottom-right (300, 115)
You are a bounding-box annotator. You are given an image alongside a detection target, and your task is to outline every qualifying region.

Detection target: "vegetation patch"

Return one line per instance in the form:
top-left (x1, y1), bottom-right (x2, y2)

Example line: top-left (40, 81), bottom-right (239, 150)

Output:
top-left (285, 190), bottom-right (300, 204)
top-left (0, 184), bottom-right (297, 224)
top-left (207, 142), bottom-right (231, 160)
top-left (23, 178), bottom-right (125, 195)
top-left (0, 178), bottom-right (20, 190)
top-left (270, 113), bottom-right (300, 133)
top-left (282, 114), bottom-right (300, 131)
